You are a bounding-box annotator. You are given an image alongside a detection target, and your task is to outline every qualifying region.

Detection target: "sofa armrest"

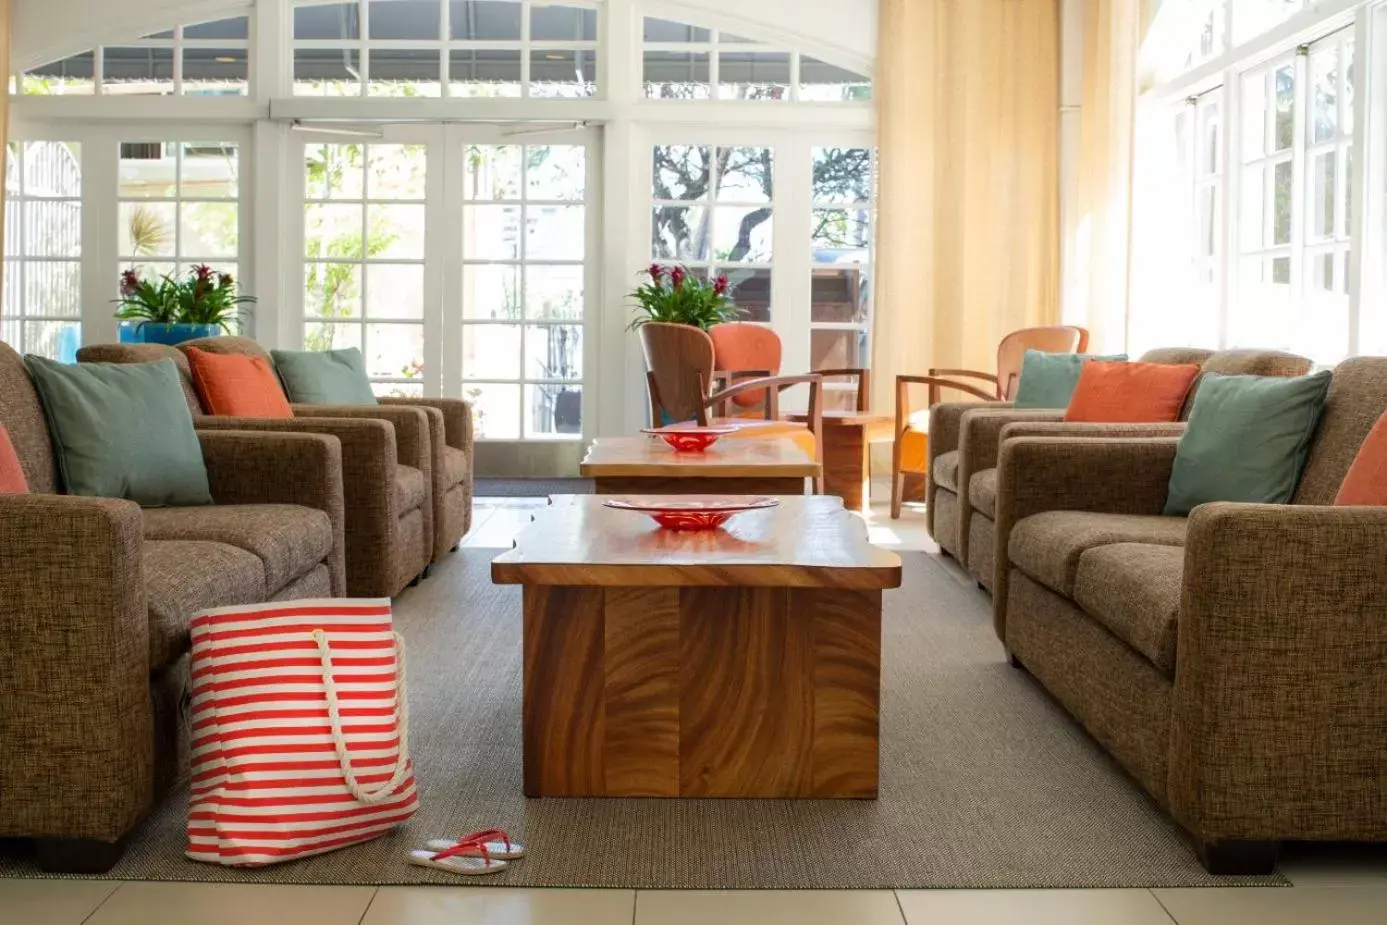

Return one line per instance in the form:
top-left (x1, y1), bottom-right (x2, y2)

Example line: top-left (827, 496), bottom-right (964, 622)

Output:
top-left (197, 429), bottom-right (346, 596)
top-left (291, 404), bottom-right (431, 475)
top-left (0, 494), bottom-right (153, 841)
top-left (378, 397), bottom-right (473, 452)
top-left (992, 436), bottom-right (1181, 641)
top-left (1169, 502), bottom-right (1387, 843)
top-left (998, 420), bottom-right (1188, 443)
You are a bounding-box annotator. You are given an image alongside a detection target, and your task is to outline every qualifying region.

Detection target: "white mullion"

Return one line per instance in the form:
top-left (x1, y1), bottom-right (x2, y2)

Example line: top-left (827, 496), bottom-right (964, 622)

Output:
top-left (521, 0), bottom-right (532, 99)
top-left (1290, 48), bottom-right (1307, 317)
top-left (173, 26), bottom-right (184, 95)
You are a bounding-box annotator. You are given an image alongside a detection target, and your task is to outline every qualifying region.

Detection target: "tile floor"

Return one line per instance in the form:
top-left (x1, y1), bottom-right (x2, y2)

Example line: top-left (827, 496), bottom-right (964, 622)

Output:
top-left (4, 490), bottom-right (1383, 925)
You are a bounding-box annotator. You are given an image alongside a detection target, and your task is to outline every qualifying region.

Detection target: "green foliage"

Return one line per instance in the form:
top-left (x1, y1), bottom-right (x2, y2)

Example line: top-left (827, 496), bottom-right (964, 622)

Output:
top-left (126, 204), bottom-right (173, 256)
top-left (114, 265), bottom-right (255, 332)
top-left (628, 265), bottom-right (740, 331)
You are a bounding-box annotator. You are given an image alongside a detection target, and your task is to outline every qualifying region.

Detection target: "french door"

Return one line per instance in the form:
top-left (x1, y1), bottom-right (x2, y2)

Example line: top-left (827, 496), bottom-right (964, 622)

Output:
top-left (290, 123), bottom-right (598, 444)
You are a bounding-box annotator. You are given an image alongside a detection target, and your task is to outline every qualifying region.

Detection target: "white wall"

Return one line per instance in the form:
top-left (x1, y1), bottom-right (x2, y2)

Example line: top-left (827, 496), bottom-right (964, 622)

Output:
top-left (14, 0), bottom-right (878, 73)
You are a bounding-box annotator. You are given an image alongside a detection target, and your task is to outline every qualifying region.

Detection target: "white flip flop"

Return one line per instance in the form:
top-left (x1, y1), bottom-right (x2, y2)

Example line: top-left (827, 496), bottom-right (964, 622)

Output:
top-left (408, 846), bottom-right (509, 876)
top-left (425, 829), bottom-right (525, 860)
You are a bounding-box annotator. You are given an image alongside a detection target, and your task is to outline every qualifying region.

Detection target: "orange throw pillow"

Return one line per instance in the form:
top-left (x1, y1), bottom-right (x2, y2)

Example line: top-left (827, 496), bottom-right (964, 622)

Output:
top-left (186, 347), bottom-right (294, 418)
top-left (1335, 411), bottom-right (1387, 506)
top-left (0, 425), bottom-right (28, 494)
top-left (1064, 361), bottom-right (1202, 423)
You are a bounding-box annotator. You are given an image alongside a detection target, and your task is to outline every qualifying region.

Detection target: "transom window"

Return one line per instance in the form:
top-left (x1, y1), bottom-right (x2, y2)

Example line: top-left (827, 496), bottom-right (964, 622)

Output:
top-left (3, 142), bottom-right (82, 361)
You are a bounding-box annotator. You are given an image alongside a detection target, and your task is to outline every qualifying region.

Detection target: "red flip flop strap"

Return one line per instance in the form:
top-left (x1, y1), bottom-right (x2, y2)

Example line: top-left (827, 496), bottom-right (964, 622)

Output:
top-left (459, 828), bottom-right (513, 851)
top-left (433, 836), bottom-right (492, 864)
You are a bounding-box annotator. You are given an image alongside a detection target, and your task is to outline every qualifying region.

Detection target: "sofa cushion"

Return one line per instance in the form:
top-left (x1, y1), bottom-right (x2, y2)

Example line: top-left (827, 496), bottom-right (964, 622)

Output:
top-left (144, 539), bottom-right (266, 668)
top-left (395, 465), bottom-right (427, 513)
top-left (1335, 410), bottom-right (1387, 506)
top-left (442, 445), bottom-right (469, 489)
top-left (1010, 511), bottom-right (1188, 597)
top-left (186, 347), bottom-right (293, 418)
top-left (931, 450), bottom-right (959, 492)
top-left (1064, 361), bottom-right (1201, 423)
top-left (1296, 357), bottom-right (1387, 505)
top-left (969, 467), bottom-right (997, 518)
top-left (1073, 543), bottom-right (1184, 675)
top-left (0, 426), bottom-right (27, 494)
top-left (142, 504), bottom-right (332, 594)
top-left (271, 347), bottom-right (378, 405)
top-left (1013, 351), bottom-right (1128, 409)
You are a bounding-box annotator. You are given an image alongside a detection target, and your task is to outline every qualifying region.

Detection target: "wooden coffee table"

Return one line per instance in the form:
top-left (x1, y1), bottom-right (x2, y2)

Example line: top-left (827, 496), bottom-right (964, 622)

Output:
top-left (785, 410), bottom-right (893, 512)
top-left (579, 435), bottom-right (820, 495)
top-left (491, 495), bottom-right (902, 799)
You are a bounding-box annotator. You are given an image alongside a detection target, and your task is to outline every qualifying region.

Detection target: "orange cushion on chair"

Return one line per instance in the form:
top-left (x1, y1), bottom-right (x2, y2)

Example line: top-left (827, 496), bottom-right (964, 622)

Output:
top-left (1064, 361), bottom-right (1201, 423)
top-left (711, 418), bottom-right (817, 458)
top-left (186, 347), bottom-right (294, 418)
top-left (1335, 411), bottom-right (1387, 506)
top-left (0, 426), bottom-right (28, 494)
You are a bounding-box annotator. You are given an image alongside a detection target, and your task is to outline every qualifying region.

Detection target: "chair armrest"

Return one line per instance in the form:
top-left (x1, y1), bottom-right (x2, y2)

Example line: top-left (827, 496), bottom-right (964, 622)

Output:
top-left (378, 397), bottom-right (474, 452)
top-left (292, 404), bottom-right (431, 474)
top-left (898, 374), bottom-right (996, 403)
top-left (1170, 503), bottom-right (1387, 842)
top-left (929, 368), bottom-right (999, 384)
top-left (961, 410), bottom-right (1070, 476)
top-left (999, 421), bottom-right (1188, 442)
top-left (0, 494), bottom-right (153, 840)
top-left (197, 429), bottom-right (346, 596)
top-left (707, 374), bottom-right (823, 422)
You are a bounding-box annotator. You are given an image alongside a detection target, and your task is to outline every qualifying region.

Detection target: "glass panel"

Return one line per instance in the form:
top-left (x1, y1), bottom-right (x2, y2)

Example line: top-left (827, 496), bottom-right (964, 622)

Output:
top-left (181, 202), bottom-right (239, 258)
top-left (184, 17), bottom-right (250, 40)
top-left (367, 144), bottom-right (427, 200)
top-left (182, 142), bottom-right (240, 199)
top-left (1199, 187), bottom-right (1217, 258)
top-left (813, 147), bottom-right (872, 203)
top-left (1314, 252), bottom-right (1334, 292)
top-left (463, 264), bottom-right (522, 320)
top-left (1344, 40), bottom-right (1356, 137)
top-left (23, 320), bottom-right (81, 362)
top-left (1272, 255), bottom-right (1291, 283)
top-left (1233, 0), bottom-right (1306, 45)
top-left (367, 204), bottom-right (427, 259)
top-left (294, 3), bottom-right (362, 40)
top-left (1310, 151), bottom-right (1335, 241)
top-left (653, 146), bottom-right (710, 201)
top-left (1199, 103), bottom-right (1220, 176)
top-left (715, 147), bottom-right (772, 203)
top-left (529, 50), bottom-right (597, 98)
top-left (181, 48), bottom-right (249, 96)
top-left (1341, 250), bottom-right (1351, 295)
top-left (526, 205), bottom-right (585, 260)
top-left (463, 205), bottom-right (522, 259)
top-left (1310, 44), bottom-right (1338, 144)
top-left (811, 208), bottom-right (869, 254)
top-left (643, 18), bottom-right (710, 42)
top-left (451, 1), bottom-right (522, 40)
top-left (375, 381), bottom-right (424, 397)
top-left (365, 264), bottom-right (425, 319)
top-left (23, 203), bottom-right (82, 259)
top-left (714, 207), bottom-right (772, 262)
top-left (24, 261), bottom-right (82, 317)
top-left (722, 268), bottom-right (770, 322)
top-left (1241, 71), bottom-right (1267, 158)
top-left (304, 264), bottom-right (363, 319)
top-left (305, 204), bottom-right (365, 258)
top-left (449, 49), bottom-right (522, 97)
top-left (525, 265), bottom-right (583, 319)
top-left (294, 48), bottom-right (363, 96)
top-left (525, 324), bottom-right (583, 379)
top-left (305, 321), bottom-right (364, 352)
top-left (463, 324), bottom-right (522, 378)
top-left (119, 144), bottom-right (177, 198)
top-left (1273, 159), bottom-right (1292, 245)
top-left (799, 57), bottom-right (871, 102)
top-left (644, 51), bottom-right (710, 100)
top-left (364, 322), bottom-right (424, 380)
top-left (367, 49), bottom-right (443, 97)
top-left (465, 145), bottom-right (523, 200)
top-left (531, 5), bottom-right (597, 41)
top-left (119, 202), bottom-right (176, 257)
top-left (811, 266), bottom-right (870, 324)
top-left (652, 206), bottom-right (709, 261)
top-left (1273, 64), bottom-right (1294, 152)
top-left (526, 383), bottom-right (582, 437)
top-left (1240, 166), bottom-right (1264, 250)
top-left (811, 329), bottom-right (868, 372)
top-left (22, 52), bottom-right (96, 95)
top-left (102, 47), bottom-right (175, 95)
top-left (368, 0), bottom-right (441, 40)
top-left (527, 146), bottom-right (586, 201)
top-left (306, 144), bottom-right (366, 200)
top-left (1344, 147), bottom-right (1353, 236)
top-left (465, 382), bottom-right (521, 438)
top-left (718, 51), bottom-right (790, 100)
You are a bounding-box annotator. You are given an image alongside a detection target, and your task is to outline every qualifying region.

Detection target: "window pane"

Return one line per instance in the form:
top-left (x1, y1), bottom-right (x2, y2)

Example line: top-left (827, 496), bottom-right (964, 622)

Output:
top-left (1199, 103), bottom-right (1221, 176)
top-left (1273, 65), bottom-right (1294, 152)
top-left (449, 49), bottom-right (522, 97)
top-left (718, 51), bottom-right (790, 100)
top-left (181, 202), bottom-right (239, 258)
top-left (799, 57), bottom-right (871, 101)
top-left (1199, 187), bottom-right (1216, 259)
top-left (1233, 0), bottom-right (1306, 45)
top-left (526, 205), bottom-right (585, 260)
top-left (811, 329), bottom-right (869, 372)
top-left (813, 147), bottom-right (872, 203)
top-left (305, 321), bottom-right (364, 352)
top-left (451, 1), bottom-right (522, 40)
top-left (527, 146), bottom-right (586, 201)
top-left (182, 142), bottom-right (240, 199)
top-left (652, 206), bottom-right (709, 260)
top-left (465, 145), bottom-right (523, 200)
top-left (463, 324), bottom-right (522, 378)
top-left (367, 49), bottom-right (443, 97)
top-left (365, 264), bottom-right (425, 319)
top-left (1241, 71), bottom-right (1267, 157)
top-left (653, 146), bottom-right (710, 201)
top-left (22, 52), bottom-right (96, 95)
top-left (306, 144), bottom-right (366, 200)
top-left (526, 383), bottom-right (582, 438)
top-left (119, 143), bottom-right (175, 198)
top-left (367, 204), bottom-right (427, 259)
top-left (24, 261), bottom-right (82, 317)
top-left (23, 320), bottom-right (81, 361)
top-left (1310, 44), bottom-right (1338, 144)
top-left (119, 202), bottom-right (177, 257)
top-left (364, 322), bottom-right (424, 380)
top-left (376, 381), bottom-right (424, 397)
top-left (295, 3), bottom-right (362, 40)
top-left (182, 48), bottom-right (249, 96)
top-left (526, 324), bottom-right (582, 379)
top-left (463, 264), bottom-right (521, 320)
top-left (305, 204), bottom-right (365, 258)
top-left (1310, 151), bottom-right (1336, 241)
top-left (294, 48), bottom-right (363, 96)
top-left (185, 17), bottom-right (250, 40)
top-left (102, 47), bottom-right (175, 95)
top-left (723, 267), bottom-right (770, 322)
top-left (526, 265), bottom-right (583, 319)
top-left (811, 266), bottom-right (870, 324)
top-left (466, 382), bottom-right (521, 438)
top-left (643, 18), bottom-right (710, 42)
top-left (529, 50), bottom-right (597, 98)
top-left (645, 51), bottom-right (710, 99)
top-left (464, 205), bottom-right (522, 259)
top-left (1273, 159), bottom-right (1292, 245)
top-left (811, 208), bottom-right (869, 254)
top-left (19, 202), bottom-right (82, 258)
top-left (367, 144), bottom-right (427, 200)
top-left (368, 0), bottom-right (440, 40)
top-left (1240, 166), bottom-right (1264, 250)
top-left (716, 147), bottom-right (772, 203)
top-left (305, 264), bottom-right (363, 319)
top-left (714, 207), bottom-right (772, 262)
top-left (531, 5), bottom-right (597, 42)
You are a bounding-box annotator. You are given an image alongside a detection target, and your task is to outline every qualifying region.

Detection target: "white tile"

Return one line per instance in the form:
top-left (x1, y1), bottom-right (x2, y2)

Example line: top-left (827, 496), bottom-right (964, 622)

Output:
top-left (0, 879), bottom-right (120, 925)
top-left (635, 890), bottom-right (904, 925)
top-left (85, 882), bottom-right (376, 925)
top-left (1154, 886), bottom-right (1387, 925)
top-left (363, 887), bottom-right (634, 925)
top-left (1279, 843), bottom-right (1387, 887)
top-left (462, 508), bottom-right (538, 548)
top-left (896, 889), bottom-right (1175, 925)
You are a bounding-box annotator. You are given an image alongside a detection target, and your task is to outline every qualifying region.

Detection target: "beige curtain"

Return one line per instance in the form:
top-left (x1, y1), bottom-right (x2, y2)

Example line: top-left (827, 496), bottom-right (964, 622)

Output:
top-left (1065, 0), bottom-right (1143, 353)
top-left (0, 0), bottom-right (9, 283)
top-left (873, 0), bottom-right (1061, 412)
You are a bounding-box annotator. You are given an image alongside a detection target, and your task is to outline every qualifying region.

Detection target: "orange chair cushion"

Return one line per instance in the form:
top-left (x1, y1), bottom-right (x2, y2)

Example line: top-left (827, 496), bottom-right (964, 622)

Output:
top-left (711, 418), bottom-right (817, 458)
top-left (897, 410), bottom-right (932, 473)
top-left (0, 426), bottom-right (28, 494)
top-left (186, 347), bottom-right (294, 418)
top-left (1335, 411), bottom-right (1387, 506)
top-left (1064, 361), bottom-right (1201, 423)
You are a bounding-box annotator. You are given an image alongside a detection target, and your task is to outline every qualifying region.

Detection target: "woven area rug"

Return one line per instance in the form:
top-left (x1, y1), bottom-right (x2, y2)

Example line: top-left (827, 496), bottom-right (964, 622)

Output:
top-left (0, 549), bottom-right (1286, 888)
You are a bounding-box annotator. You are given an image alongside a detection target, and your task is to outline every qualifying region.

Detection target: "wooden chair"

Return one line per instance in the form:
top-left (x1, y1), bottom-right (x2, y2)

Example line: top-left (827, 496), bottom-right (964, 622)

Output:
top-left (708, 321), bottom-right (871, 414)
top-left (890, 325), bottom-right (1089, 519)
top-left (640, 322), bottom-right (825, 493)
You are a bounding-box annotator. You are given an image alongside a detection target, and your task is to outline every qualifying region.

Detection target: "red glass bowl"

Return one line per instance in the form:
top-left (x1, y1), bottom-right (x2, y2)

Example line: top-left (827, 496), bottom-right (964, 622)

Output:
top-left (603, 496), bottom-right (781, 531)
top-left (641, 425), bottom-right (738, 453)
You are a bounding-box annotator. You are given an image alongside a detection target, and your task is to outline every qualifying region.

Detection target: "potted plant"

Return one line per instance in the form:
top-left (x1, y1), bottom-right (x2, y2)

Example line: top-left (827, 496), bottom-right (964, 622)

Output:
top-left (628, 263), bottom-right (738, 331)
top-left (114, 264), bottom-right (256, 346)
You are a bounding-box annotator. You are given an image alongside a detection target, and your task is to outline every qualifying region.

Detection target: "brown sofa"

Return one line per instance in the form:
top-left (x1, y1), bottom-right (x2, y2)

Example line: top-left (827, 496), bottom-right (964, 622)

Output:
top-left (79, 343), bottom-right (430, 598)
top-left (990, 356), bottom-right (1387, 873)
top-left (178, 336), bottom-right (474, 564)
top-left (0, 341), bottom-right (346, 872)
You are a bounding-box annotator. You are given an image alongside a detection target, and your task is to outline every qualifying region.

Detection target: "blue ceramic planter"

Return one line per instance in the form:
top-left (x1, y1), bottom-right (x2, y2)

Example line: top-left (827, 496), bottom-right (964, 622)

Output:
top-left (118, 322), bottom-right (221, 346)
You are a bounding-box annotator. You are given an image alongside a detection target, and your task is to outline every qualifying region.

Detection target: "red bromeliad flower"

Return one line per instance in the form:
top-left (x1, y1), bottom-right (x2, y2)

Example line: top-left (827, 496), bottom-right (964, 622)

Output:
top-left (193, 264), bottom-right (214, 283)
top-left (670, 265), bottom-right (687, 289)
top-left (120, 269), bottom-right (141, 296)
top-left (219, 272), bottom-right (235, 288)
top-left (713, 275), bottom-right (730, 296)
top-left (647, 262), bottom-right (664, 282)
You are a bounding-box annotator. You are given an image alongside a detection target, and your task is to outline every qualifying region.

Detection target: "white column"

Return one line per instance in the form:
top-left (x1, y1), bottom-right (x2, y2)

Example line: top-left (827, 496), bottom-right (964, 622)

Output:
top-left (81, 133), bottom-right (119, 347)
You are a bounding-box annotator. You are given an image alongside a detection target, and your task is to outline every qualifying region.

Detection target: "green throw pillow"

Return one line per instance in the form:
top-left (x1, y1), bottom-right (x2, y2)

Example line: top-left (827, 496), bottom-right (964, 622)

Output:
top-left (1164, 370), bottom-right (1333, 516)
top-left (25, 356), bottom-right (212, 507)
top-left (1013, 351), bottom-right (1128, 409)
top-left (271, 348), bottom-right (379, 405)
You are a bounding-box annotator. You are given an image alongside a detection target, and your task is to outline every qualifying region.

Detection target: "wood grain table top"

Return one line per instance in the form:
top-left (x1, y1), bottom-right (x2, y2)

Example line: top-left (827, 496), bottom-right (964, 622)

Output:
top-left (492, 495), bottom-right (902, 589)
top-left (784, 410), bottom-right (893, 427)
top-left (579, 435), bottom-right (821, 479)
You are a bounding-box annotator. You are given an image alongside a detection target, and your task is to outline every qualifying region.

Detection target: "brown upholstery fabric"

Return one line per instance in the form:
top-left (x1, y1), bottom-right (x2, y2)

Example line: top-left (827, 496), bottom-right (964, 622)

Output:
top-left (925, 402), bottom-right (980, 539)
top-left (1007, 571), bottom-right (1174, 805)
top-left (76, 343), bottom-right (202, 416)
top-left (149, 653), bottom-right (190, 798)
top-left (177, 334), bottom-right (272, 363)
top-left (441, 445), bottom-right (469, 490)
top-left (969, 468), bottom-right (997, 519)
top-left (1294, 356), bottom-right (1387, 506)
top-left (0, 342), bottom-right (59, 493)
top-left (271, 563), bottom-right (333, 601)
top-left (1073, 543), bottom-right (1183, 675)
top-left (1139, 347), bottom-right (1215, 365)
top-left (395, 465), bottom-right (427, 514)
top-left (1199, 348), bottom-right (1312, 377)
top-left (967, 512), bottom-right (995, 589)
top-left (142, 504), bottom-right (333, 596)
top-left (932, 487), bottom-right (962, 559)
top-left (931, 449), bottom-right (959, 491)
top-left (1009, 511), bottom-right (1188, 598)
top-left (380, 398), bottom-right (475, 559)
top-left (144, 539), bottom-right (266, 668)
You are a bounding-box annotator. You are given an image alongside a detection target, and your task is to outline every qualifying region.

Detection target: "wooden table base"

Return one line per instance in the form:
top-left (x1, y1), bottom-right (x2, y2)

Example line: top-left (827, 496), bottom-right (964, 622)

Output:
top-left (522, 583), bottom-right (882, 798)
top-left (592, 476), bottom-right (807, 495)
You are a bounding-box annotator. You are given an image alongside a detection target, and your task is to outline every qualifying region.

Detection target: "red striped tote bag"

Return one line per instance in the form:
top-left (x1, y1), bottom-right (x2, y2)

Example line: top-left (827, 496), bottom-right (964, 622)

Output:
top-left (186, 599), bottom-right (419, 866)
